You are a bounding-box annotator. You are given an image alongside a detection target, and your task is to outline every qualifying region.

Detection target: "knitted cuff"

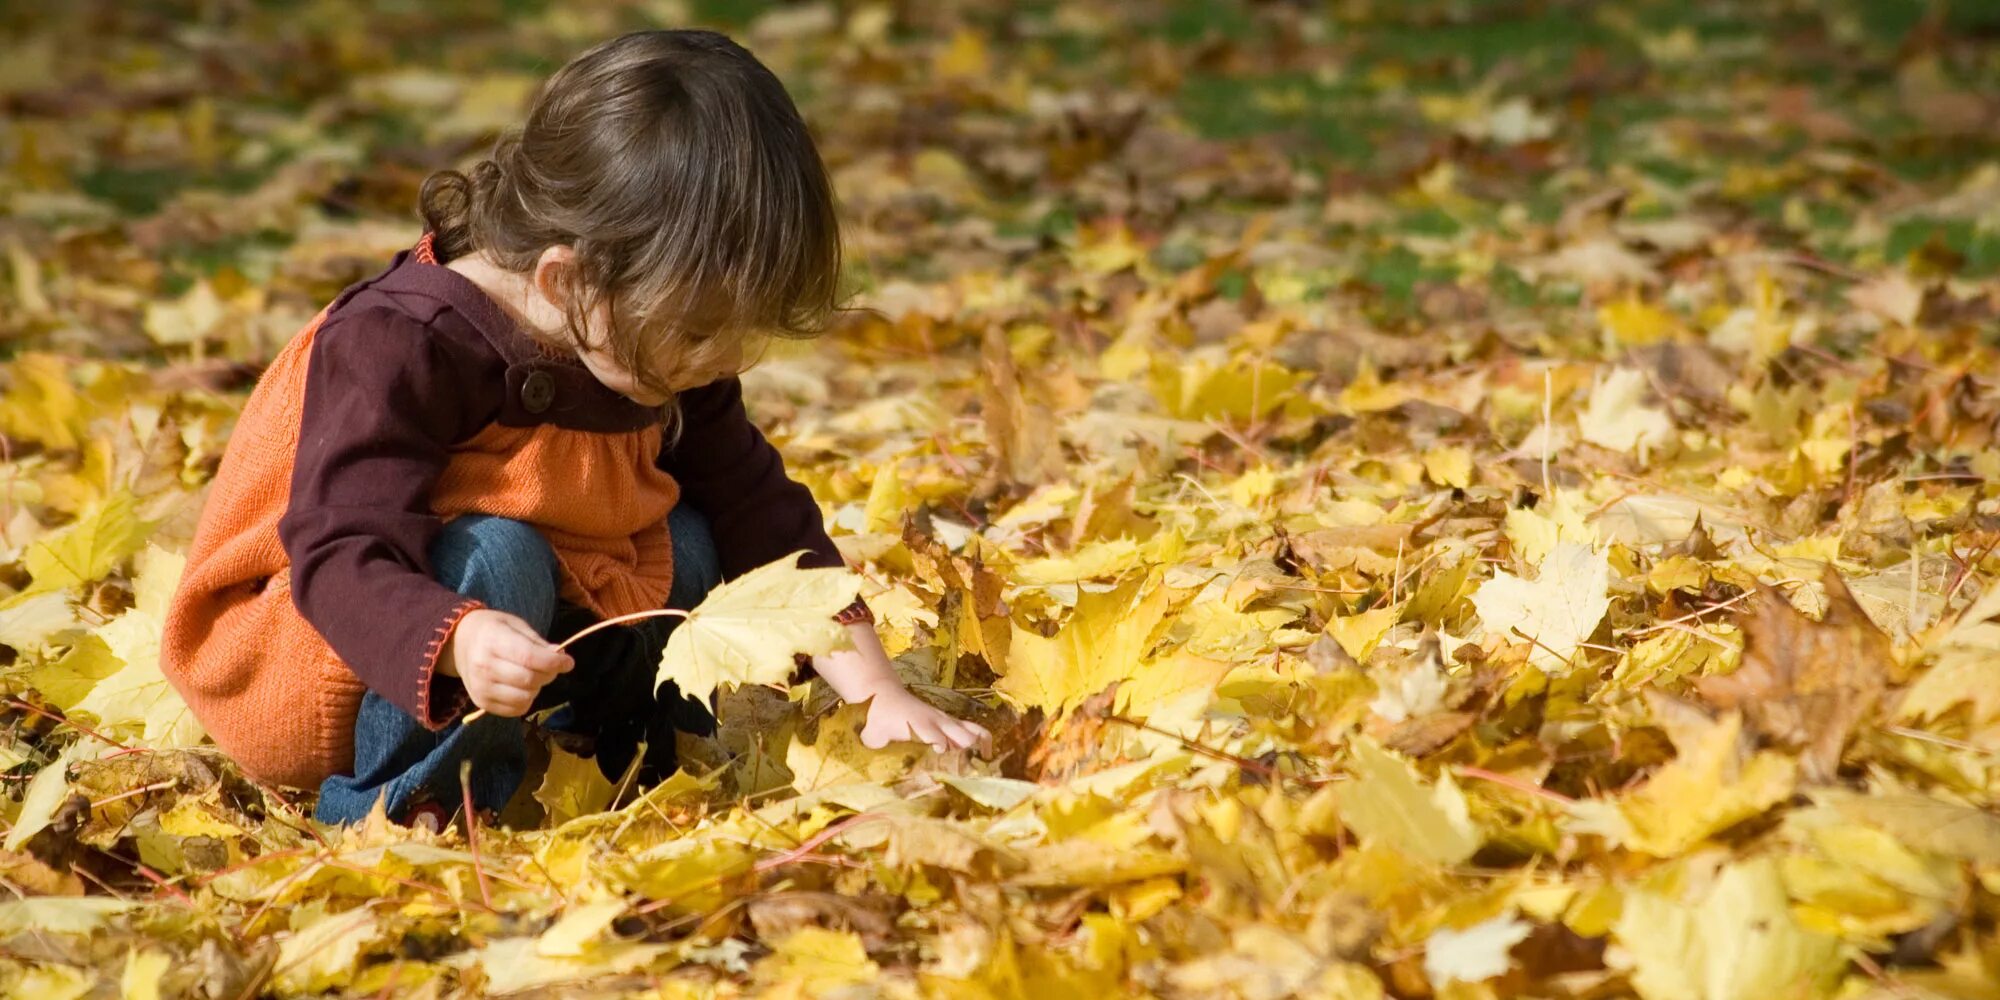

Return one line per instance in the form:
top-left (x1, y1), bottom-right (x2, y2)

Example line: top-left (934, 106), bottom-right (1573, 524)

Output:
top-left (832, 597), bottom-right (874, 626)
top-left (417, 598), bottom-right (483, 730)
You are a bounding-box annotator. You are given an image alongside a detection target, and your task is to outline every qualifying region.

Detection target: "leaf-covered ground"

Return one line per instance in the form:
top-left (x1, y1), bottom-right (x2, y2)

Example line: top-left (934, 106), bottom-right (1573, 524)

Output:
top-left (3, 0), bottom-right (2000, 996)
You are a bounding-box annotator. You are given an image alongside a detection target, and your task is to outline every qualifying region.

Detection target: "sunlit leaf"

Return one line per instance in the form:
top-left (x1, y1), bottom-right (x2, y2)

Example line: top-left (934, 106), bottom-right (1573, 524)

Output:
top-left (658, 551), bottom-right (861, 706)
top-left (1337, 737), bottom-right (1481, 865)
top-left (20, 493), bottom-right (149, 597)
top-left (1470, 542), bottom-right (1611, 674)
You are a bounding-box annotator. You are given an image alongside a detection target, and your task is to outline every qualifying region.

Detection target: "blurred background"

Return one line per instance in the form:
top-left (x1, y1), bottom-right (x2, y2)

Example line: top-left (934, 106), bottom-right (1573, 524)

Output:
top-left (3, 6), bottom-right (2000, 994)
top-left (2, 0), bottom-right (1998, 364)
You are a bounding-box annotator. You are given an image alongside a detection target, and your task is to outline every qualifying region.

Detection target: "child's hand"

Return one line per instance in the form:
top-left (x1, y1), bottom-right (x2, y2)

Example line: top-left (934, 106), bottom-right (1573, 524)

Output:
top-left (438, 609), bottom-right (573, 718)
top-left (857, 684), bottom-right (992, 755)
top-left (813, 624), bottom-right (992, 755)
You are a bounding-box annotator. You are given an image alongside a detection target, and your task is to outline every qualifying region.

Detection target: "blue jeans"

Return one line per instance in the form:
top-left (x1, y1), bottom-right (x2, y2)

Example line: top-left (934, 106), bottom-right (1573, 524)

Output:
top-left (314, 506), bottom-right (722, 825)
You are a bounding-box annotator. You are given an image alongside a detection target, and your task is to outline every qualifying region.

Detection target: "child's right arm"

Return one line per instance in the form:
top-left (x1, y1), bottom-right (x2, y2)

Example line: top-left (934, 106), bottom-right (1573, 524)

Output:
top-left (278, 305), bottom-right (568, 727)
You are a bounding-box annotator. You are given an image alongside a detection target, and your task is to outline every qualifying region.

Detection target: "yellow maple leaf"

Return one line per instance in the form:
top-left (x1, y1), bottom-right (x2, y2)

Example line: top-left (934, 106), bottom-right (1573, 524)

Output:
top-left (1326, 605), bottom-right (1400, 662)
top-left (428, 73), bottom-right (539, 143)
top-left (274, 905), bottom-right (381, 995)
top-left (1580, 367), bottom-right (1675, 456)
top-left (1425, 912), bottom-right (1533, 986)
top-left (1598, 294), bottom-right (1677, 346)
top-left (1606, 712), bottom-right (1798, 858)
top-left (609, 840), bottom-right (756, 916)
top-left (1152, 355), bottom-right (1305, 422)
top-left (1012, 537), bottom-right (1146, 585)
top-left (536, 898), bottom-right (627, 958)
top-left (5, 742), bottom-right (93, 852)
top-left (142, 280), bottom-right (226, 348)
top-left (13, 965), bottom-right (91, 1000)
top-left (1783, 824), bottom-right (1955, 941)
top-left (120, 949), bottom-right (170, 1000)
top-left (1337, 357), bottom-right (1409, 415)
top-left (158, 799), bottom-right (245, 839)
top-left (1175, 600), bottom-right (1306, 661)
top-left (1611, 858), bottom-right (1842, 1000)
top-left (74, 546), bottom-right (203, 748)
top-left (1810, 788), bottom-right (2000, 866)
top-left (1422, 446), bottom-right (1473, 489)
top-left (786, 702), bottom-right (927, 793)
top-left (1069, 219), bottom-right (1146, 276)
top-left (455, 935), bottom-right (667, 995)
top-left (0, 353), bottom-right (87, 451)
top-left (1898, 576), bottom-right (2000, 724)
top-left (533, 746), bottom-right (615, 828)
top-left (1470, 542), bottom-right (1611, 674)
top-left (27, 633), bottom-right (121, 709)
top-left (937, 773), bottom-right (1041, 812)
top-left (1337, 737), bottom-right (1481, 866)
top-left (0, 897), bottom-right (133, 935)
top-left (860, 461), bottom-right (905, 533)
top-left (932, 28), bottom-right (991, 83)
top-left (754, 927), bottom-right (878, 989)
top-left (658, 552), bottom-right (861, 706)
top-left (1114, 651), bottom-right (1232, 725)
top-left (20, 492), bottom-right (149, 596)
top-left (995, 579), bottom-right (1175, 714)
top-left (1502, 489), bottom-right (1594, 566)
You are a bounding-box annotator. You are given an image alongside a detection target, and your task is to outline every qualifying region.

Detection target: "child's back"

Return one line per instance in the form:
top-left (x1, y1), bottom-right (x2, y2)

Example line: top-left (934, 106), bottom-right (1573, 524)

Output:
top-left (162, 298), bottom-right (351, 788)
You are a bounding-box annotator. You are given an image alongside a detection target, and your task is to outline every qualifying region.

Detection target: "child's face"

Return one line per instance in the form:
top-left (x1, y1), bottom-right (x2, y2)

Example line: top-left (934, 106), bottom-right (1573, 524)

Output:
top-left (566, 301), bottom-right (747, 407)
top-left (527, 249), bottom-right (747, 406)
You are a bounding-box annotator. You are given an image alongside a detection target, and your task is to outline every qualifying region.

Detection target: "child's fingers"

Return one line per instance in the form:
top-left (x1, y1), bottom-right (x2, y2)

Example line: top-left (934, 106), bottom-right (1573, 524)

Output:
top-left (963, 720), bottom-right (993, 753)
top-left (942, 721), bottom-right (982, 752)
top-left (491, 631), bottom-right (573, 677)
top-left (942, 719), bottom-right (989, 753)
top-left (490, 615), bottom-right (575, 673)
top-left (911, 718), bottom-right (954, 752)
top-left (478, 660), bottom-right (546, 691)
top-left (473, 683), bottom-right (537, 717)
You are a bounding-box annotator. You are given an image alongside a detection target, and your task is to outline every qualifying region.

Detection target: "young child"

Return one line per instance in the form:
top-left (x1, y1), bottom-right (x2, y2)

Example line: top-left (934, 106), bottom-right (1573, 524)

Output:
top-left (160, 29), bottom-right (989, 828)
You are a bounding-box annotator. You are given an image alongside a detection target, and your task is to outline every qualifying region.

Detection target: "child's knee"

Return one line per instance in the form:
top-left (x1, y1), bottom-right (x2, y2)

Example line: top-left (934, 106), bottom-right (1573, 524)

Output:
top-left (430, 515), bottom-right (559, 629)
top-left (666, 505), bottom-right (722, 594)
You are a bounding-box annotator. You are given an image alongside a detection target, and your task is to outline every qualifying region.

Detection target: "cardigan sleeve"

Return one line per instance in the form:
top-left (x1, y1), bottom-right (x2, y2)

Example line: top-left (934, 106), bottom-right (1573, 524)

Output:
top-left (659, 378), bottom-right (870, 668)
top-left (277, 305), bottom-right (499, 729)
top-left (659, 377), bottom-right (845, 578)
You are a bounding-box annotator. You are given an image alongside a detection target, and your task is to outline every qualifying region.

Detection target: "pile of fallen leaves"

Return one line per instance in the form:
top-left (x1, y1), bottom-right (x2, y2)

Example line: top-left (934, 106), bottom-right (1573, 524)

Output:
top-left (3, 0), bottom-right (2000, 996)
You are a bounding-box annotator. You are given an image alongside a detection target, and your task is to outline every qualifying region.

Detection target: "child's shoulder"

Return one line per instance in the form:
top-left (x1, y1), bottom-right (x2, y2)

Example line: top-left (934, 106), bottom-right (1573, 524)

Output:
top-left (320, 254), bottom-right (484, 342)
top-left (304, 249), bottom-right (646, 432)
top-left (292, 257), bottom-right (510, 421)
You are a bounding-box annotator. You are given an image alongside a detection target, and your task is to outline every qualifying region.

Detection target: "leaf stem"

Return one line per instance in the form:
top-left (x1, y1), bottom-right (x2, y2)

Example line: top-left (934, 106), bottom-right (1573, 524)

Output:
top-left (553, 608), bottom-right (691, 653)
top-left (1454, 765), bottom-right (1574, 804)
top-left (1107, 715), bottom-right (1335, 787)
top-left (460, 609), bottom-right (693, 724)
top-left (6, 696), bottom-right (131, 750)
top-left (460, 759), bottom-right (493, 910)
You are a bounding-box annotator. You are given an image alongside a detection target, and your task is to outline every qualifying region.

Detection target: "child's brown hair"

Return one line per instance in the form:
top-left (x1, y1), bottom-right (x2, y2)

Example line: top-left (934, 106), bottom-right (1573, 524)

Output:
top-left (419, 29), bottom-right (842, 402)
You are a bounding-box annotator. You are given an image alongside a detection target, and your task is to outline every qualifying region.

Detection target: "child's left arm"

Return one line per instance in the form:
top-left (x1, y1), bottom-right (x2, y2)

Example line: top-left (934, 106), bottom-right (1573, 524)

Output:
top-left (815, 623), bottom-right (991, 754)
top-left (660, 378), bottom-right (990, 754)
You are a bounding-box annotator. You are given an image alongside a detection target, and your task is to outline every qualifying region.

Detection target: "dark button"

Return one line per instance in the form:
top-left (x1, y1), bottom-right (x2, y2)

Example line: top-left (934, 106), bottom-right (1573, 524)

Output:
top-left (521, 370), bottom-right (556, 414)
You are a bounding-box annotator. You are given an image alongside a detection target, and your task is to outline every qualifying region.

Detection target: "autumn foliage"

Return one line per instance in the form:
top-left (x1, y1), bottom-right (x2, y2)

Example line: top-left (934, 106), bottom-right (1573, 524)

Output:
top-left (2, 1), bottom-right (2000, 997)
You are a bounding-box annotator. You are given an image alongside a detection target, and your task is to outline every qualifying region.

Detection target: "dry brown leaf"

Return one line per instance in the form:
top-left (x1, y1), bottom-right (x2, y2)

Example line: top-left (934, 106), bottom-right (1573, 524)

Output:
top-left (1695, 565), bottom-right (1892, 782)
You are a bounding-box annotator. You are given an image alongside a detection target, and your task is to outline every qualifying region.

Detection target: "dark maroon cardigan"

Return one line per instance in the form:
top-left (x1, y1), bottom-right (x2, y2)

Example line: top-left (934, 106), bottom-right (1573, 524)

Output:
top-left (276, 249), bottom-right (854, 725)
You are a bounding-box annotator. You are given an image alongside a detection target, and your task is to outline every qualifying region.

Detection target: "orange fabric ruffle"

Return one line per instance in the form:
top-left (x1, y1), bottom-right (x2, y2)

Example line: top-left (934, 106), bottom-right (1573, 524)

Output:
top-left (430, 422), bottom-right (680, 621)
